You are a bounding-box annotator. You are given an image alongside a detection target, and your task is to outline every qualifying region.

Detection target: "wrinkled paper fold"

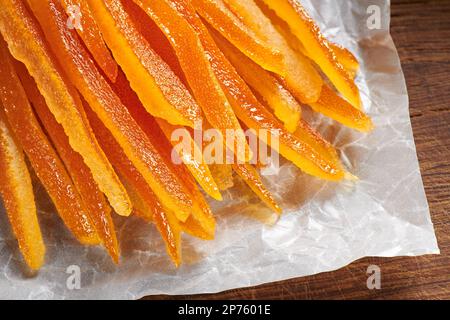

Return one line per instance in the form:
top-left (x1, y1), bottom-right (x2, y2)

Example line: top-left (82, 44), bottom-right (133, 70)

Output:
top-left (0, 0), bottom-right (439, 299)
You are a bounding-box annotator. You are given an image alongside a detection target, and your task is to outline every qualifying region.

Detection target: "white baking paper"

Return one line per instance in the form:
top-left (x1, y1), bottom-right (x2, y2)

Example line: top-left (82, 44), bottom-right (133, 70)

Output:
top-left (0, 0), bottom-right (439, 299)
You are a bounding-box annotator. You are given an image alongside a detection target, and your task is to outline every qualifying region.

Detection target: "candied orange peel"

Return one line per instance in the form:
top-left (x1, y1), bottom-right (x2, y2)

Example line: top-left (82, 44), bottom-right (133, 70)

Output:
top-left (192, 0), bottom-right (286, 75)
top-left (261, 0), bottom-right (362, 108)
top-left (221, 0), bottom-right (323, 104)
top-left (0, 0), bottom-right (373, 269)
top-left (0, 40), bottom-right (100, 245)
top-left (61, 0), bottom-right (118, 82)
top-left (310, 85), bottom-right (374, 133)
top-left (87, 0), bottom-right (202, 127)
top-left (212, 30), bottom-right (301, 132)
top-left (0, 107), bottom-right (45, 271)
top-left (29, 0), bottom-right (195, 220)
top-left (133, 0), bottom-right (251, 163)
top-left (15, 61), bottom-right (119, 262)
top-left (0, 0), bottom-right (131, 217)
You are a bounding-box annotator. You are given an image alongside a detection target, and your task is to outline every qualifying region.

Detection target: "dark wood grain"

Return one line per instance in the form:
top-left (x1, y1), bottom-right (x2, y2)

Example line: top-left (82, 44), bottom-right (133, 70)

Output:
top-left (145, 0), bottom-right (450, 300)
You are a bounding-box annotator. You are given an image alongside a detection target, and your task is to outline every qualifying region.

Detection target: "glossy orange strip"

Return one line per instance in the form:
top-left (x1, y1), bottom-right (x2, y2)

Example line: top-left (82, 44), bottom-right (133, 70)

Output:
top-left (61, 0), bottom-right (118, 82)
top-left (212, 30), bottom-right (301, 132)
top-left (233, 164), bottom-right (281, 214)
top-left (192, 0), bottom-right (285, 75)
top-left (157, 119), bottom-right (223, 201)
top-left (28, 0), bottom-right (193, 220)
top-left (261, 0), bottom-right (361, 108)
top-left (111, 71), bottom-right (216, 237)
top-left (220, 0), bottom-right (323, 104)
top-left (0, 107), bottom-right (45, 270)
top-left (310, 86), bottom-right (374, 133)
top-left (255, 1), bottom-right (358, 80)
top-left (133, 0), bottom-right (250, 162)
top-left (87, 0), bottom-right (202, 127)
top-left (179, 215), bottom-right (214, 241)
top-left (0, 0), bottom-right (131, 217)
top-left (15, 61), bottom-right (119, 262)
top-left (294, 120), bottom-right (341, 166)
top-left (0, 42), bottom-right (99, 245)
top-left (329, 42), bottom-right (359, 79)
top-left (175, 1), bottom-right (346, 181)
top-left (86, 106), bottom-right (181, 266)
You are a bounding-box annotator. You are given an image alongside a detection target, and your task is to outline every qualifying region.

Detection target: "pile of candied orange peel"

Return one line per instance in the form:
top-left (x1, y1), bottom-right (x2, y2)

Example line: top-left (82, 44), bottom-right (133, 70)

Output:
top-left (0, 0), bottom-right (373, 270)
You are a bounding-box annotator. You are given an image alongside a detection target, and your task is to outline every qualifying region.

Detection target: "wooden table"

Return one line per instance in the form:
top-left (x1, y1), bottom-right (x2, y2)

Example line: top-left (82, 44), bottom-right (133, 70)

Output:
top-left (148, 0), bottom-right (450, 300)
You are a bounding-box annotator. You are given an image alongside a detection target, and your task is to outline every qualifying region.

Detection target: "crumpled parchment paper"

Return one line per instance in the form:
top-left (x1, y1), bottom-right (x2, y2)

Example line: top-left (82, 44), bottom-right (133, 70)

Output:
top-left (0, 0), bottom-right (439, 299)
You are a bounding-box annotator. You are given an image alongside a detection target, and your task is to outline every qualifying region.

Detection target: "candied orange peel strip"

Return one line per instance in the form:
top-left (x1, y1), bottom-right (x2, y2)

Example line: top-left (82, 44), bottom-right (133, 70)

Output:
top-left (310, 86), bottom-right (374, 133)
top-left (174, 3), bottom-right (346, 180)
top-left (86, 107), bottom-right (182, 265)
top-left (233, 164), bottom-right (281, 214)
top-left (29, 0), bottom-right (193, 220)
top-left (110, 69), bottom-right (216, 236)
top-left (191, 0), bottom-right (285, 75)
top-left (0, 107), bottom-right (45, 271)
top-left (61, 0), bottom-right (118, 82)
top-left (119, 91), bottom-right (216, 236)
top-left (157, 119), bottom-right (223, 201)
top-left (87, 0), bottom-right (202, 128)
top-left (294, 120), bottom-right (341, 166)
top-left (0, 0), bottom-right (131, 217)
top-left (0, 42), bottom-right (99, 245)
top-left (133, 0), bottom-right (251, 163)
top-left (261, 0), bottom-right (361, 108)
top-left (15, 62), bottom-right (119, 262)
top-left (238, 101), bottom-right (346, 181)
top-left (212, 30), bottom-right (301, 132)
top-left (112, 69), bottom-right (220, 201)
top-left (221, 0), bottom-right (323, 104)
top-left (254, 1), bottom-right (358, 80)
top-left (328, 42), bottom-right (359, 79)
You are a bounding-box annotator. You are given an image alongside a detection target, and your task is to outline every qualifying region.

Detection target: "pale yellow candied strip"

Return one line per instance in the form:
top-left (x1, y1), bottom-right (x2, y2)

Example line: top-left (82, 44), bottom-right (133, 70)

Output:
top-left (157, 119), bottom-right (223, 201)
top-left (0, 0), bottom-right (131, 216)
top-left (0, 107), bottom-right (45, 271)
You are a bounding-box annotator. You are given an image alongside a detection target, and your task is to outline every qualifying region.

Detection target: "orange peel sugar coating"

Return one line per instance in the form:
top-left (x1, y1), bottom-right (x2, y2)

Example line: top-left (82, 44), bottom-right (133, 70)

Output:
top-left (212, 29), bottom-right (301, 133)
top-left (86, 106), bottom-right (182, 266)
top-left (0, 107), bottom-right (45, 271)
top-left (0, 0), bottom-right (131, 217)
top-left (60, 0), bottom-right (118, 82)
top-left (221, 0), bottom-right (323, 104)
top-left (86, 0), bottom-right (202, 127)
top-left (261, 0), bottom-right (361, 108)
top-left (28, 0), bottom-right (193, 220)
top-left (132, 0), bottom-right (251, 163)
top-left (15, 62), bottom-right (119, 262)
top-left (0, 42), bottom-right (99, 245)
